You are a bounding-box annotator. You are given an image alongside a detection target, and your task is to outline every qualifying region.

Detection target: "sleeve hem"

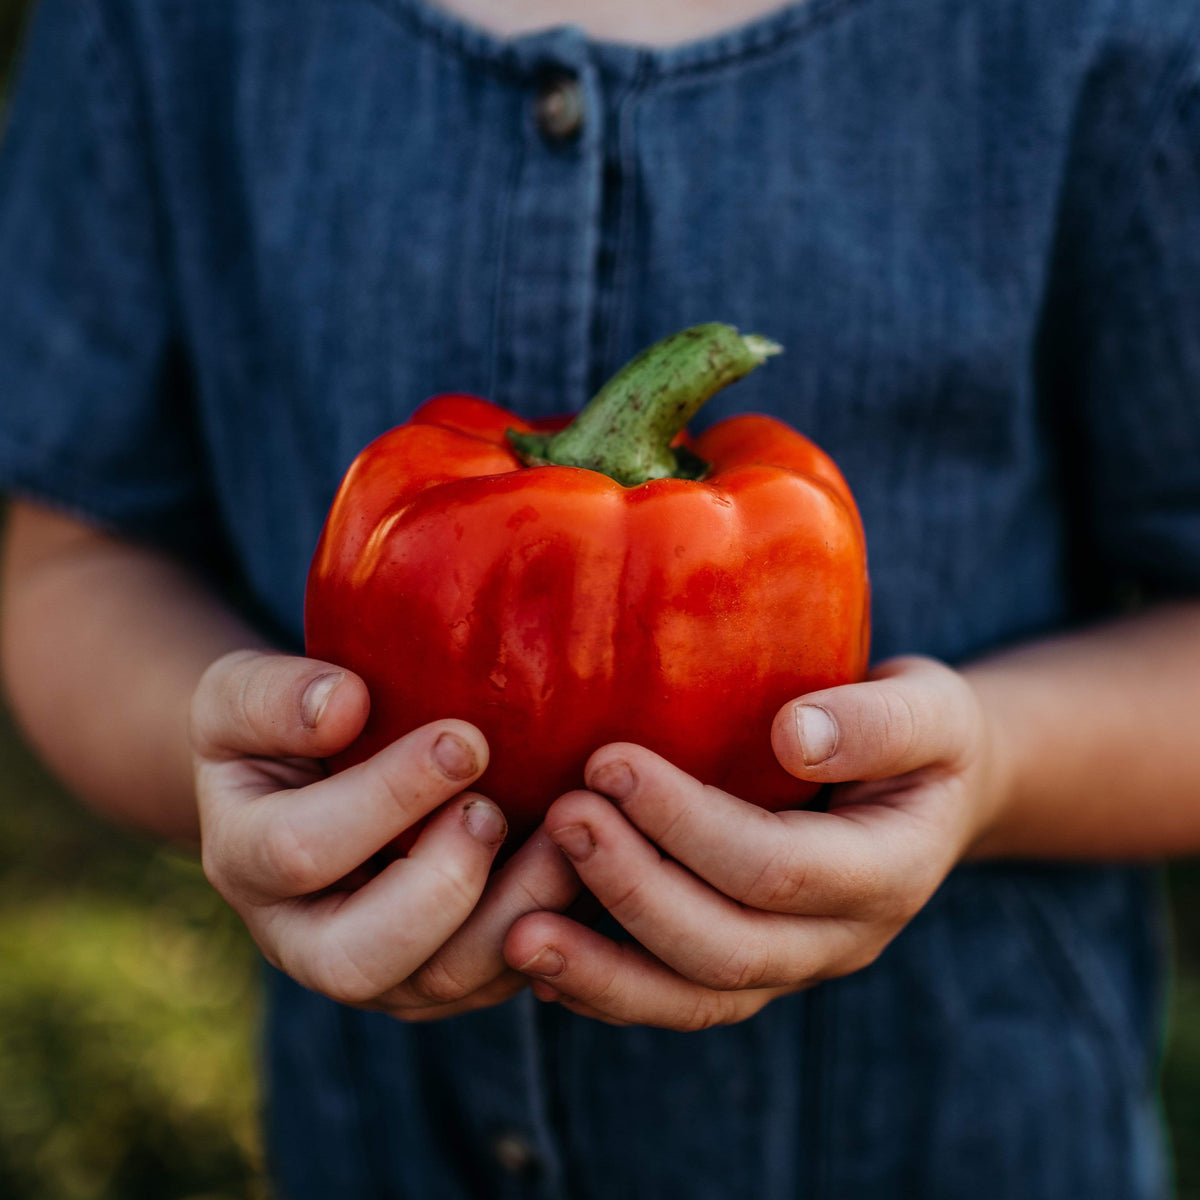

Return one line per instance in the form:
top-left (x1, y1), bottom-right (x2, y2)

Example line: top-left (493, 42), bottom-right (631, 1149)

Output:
top-left (0, 425), bottom-right (201, 549)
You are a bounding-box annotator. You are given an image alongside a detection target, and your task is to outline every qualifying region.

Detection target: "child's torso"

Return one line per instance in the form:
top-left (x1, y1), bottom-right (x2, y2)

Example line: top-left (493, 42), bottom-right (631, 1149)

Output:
top-left (36, 1), bottom-right (1184, 1193)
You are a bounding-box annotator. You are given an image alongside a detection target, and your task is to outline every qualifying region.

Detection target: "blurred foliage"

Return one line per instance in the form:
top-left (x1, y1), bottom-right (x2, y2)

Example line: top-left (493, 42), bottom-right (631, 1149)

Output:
top-left (0, 0), bottom-right (24, 97)
top-left (0, 699), bottom-right (267, 1200)
top-left (2, 0), bottom-right (1200, 1198)
top-left (1166, 866), bottom-right (1200, 1196)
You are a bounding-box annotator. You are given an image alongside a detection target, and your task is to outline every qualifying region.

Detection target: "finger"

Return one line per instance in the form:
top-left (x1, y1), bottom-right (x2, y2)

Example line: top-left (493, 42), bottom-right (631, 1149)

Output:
top-left (191, 649), bottom-right (370, 761)
top-left (386, 973), bottom-right (529, 1023)
top-left (255, 792), bottom-right (506, 1005)
top-left (584, 744), bottom-right (946, 918)
top-left (505, 912), bottom-right (784, 1030)
top-left (539, 790), bottom-right (866, 989)
top-left (203, 720), bottom-right (491, 902)
top-left (771, 655), bottom-right (980, 783)
top-left (392, 827), bottom-right (583, 1009)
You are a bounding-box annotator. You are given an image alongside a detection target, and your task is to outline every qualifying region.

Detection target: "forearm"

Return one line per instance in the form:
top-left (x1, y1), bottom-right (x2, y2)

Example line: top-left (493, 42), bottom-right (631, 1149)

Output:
top-left (966, 599), bottom-right (1200, 860)
top-left (0, 500), bottom-right (267, 841)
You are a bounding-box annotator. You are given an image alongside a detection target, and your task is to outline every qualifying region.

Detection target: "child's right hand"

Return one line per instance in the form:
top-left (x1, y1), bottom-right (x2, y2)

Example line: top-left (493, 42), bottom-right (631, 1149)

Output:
top-left (190, 650), bottom-right (580, 1019)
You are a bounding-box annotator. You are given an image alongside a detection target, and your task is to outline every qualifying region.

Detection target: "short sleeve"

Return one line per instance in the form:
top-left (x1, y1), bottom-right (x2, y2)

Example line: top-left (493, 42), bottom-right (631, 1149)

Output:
top-left (0, 0), bottom-right (215, 558)
top-left (1042, 24), bottom-right (1200, 598)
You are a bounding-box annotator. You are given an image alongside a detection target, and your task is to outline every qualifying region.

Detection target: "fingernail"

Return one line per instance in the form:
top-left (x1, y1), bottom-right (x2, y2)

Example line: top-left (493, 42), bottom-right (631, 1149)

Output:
top-left (518, 948), bottom-right (565, 978)
top-left (530, 981), bottom-right (561, 1002)
top-left (433, 732), bottom-right (477, 780)
top-left (796, 705), bottom-right (838, 765)
top-left (301, 672), bottom-right (343, 728)
top-left (591, 760), bottom-right (634, 801)
top-left (551, 824), bottom-right (595, 862)
top-left (462, 799), bottom-right (506, 845)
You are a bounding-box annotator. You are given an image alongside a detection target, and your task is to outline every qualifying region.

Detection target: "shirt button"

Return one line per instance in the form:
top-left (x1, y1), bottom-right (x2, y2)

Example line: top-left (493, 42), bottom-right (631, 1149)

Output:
top-left (490, 1129), bottom-right (541, 1177)
top-left (535, 73), bottom-right (585, 142)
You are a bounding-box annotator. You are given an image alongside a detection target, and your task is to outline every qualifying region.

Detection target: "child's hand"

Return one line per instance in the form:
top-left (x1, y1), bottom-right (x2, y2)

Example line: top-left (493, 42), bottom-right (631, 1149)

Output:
top-left (504, 657), bottom-right (1001, 1029)
top-left (191, 650), bottom-right (580, 1020)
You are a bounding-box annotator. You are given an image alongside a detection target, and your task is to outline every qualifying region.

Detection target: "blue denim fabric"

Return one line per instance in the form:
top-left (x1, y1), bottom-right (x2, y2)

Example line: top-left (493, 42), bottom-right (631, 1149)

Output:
top-left (2, 0), bottom-right (1199, 1194)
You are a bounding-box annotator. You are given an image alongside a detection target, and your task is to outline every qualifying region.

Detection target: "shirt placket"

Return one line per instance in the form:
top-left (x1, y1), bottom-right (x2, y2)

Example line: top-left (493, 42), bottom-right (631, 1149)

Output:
top-left (456, 34), bottom-right (607, 1200)
top-left (490, 33), bottom-right (604, 418)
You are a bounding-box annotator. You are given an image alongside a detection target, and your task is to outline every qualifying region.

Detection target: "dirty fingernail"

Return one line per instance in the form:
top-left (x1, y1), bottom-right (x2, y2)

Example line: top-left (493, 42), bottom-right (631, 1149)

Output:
top-left (591, 760), bottom-right (634, 801)
top-left (519, 948), bottom-right (565, 978)
top-left (301, 672), bottom-right (343, 728)
top-left (434, 731), bottom-right (477, 780)
top-left (796, 705), bottom-right (838, 765)
top-left (551, 824), bottom-right (596, 862)
top-left (462, 799), bottom-right (506, 845)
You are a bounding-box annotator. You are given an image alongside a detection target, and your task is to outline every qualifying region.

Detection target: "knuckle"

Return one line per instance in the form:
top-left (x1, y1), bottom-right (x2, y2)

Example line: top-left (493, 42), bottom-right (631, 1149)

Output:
top-left (307, 941), bottom-right (382, 1007)
top-left (418, 858), bottom-right (481, 918)
top-left (875, 686), bottom-right (920, 763)
top-left (680, 990), bottom-right (735, 1032)
top-left (851, 846), bottom-right (939, 924)
top-left (696, 942), bottom-right (768, 992)
top-left (373, 763), bottom-right (429, 824)
top-left (217, 647), bottom-right (262, 696)
top-left (580, 958), bottom-right (630, 1011)
top-left (743, 843), bottom-right (808, 911)
top-left (239, 656), bottom-right (314, 750)
top-left (605, 877), bottom-right (651, 926)
top-left (407, 956), bottom-right (474, 1006)
top-left (511, 874), bottom-right (558, 913)
top-left (505, 866), bottom-right (578, 919)
top-left (833, 857), bottom-right (891, 917)
top-left (190, 650), bottom-right (255, 752)
top-left (199, 834), bottom-right (231, 897)
top-left (373, 766), bottom-right (411, 813)
top-left (650, 799), bottom-right (691, 847)
top-left (199, 816), bottom-right (246, 904)
top-left (259, 818), bottom-right (325, 896)
top-left (235, 660), bottom-right (274, 739)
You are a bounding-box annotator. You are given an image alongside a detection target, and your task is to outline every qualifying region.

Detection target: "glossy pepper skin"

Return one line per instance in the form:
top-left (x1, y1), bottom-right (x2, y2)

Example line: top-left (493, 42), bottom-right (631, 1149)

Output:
top-left (305, 326), bottom-right (870, 846)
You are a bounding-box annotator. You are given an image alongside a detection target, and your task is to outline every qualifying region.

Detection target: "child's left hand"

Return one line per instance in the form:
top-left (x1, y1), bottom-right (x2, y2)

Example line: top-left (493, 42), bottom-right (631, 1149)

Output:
top-left (504, 656), bottom-right (1006, 1029)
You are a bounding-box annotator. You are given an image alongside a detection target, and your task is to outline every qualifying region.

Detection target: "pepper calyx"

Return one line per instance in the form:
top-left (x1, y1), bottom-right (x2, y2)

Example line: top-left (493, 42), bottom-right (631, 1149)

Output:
top-left (505, 323), bottom-right (781, 487)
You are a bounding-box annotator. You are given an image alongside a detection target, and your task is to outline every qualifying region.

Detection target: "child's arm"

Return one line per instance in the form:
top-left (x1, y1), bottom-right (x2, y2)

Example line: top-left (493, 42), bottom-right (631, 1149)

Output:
top-left (501, 601), bottom-right (1200, 1029)
top-left (1, 498), bottom-right (579, 1018)
top-left (2, 500), bottom-right (265, 839)
top-left (958, 601), bottom-right (1200, 859)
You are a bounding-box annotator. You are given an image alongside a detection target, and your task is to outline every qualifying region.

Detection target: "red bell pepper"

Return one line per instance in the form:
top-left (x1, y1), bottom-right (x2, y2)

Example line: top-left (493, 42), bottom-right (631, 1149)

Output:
top-left (305, 324), bottom-right (870, 845)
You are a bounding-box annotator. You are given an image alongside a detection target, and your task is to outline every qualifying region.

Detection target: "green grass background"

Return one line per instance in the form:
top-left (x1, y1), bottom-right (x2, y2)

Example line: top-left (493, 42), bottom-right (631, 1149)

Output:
top-left (1, 3), bottom-right (1199, 1196)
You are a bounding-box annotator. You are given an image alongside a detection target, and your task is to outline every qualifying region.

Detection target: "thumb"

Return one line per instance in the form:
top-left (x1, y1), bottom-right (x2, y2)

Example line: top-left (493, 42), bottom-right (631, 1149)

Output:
top-left (190, 649), bottom-right (370, 762)
top-left (771, 656), bottom-right (979, 783)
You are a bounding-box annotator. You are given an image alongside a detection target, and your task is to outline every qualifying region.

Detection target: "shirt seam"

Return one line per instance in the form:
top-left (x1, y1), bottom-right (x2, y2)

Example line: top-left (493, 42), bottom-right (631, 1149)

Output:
top-left (360, 0), bottom-right (873, 85)
top-left (360, 0), bottom-right (548, 82)
top-left (637, 0), bottom-right (872, 88)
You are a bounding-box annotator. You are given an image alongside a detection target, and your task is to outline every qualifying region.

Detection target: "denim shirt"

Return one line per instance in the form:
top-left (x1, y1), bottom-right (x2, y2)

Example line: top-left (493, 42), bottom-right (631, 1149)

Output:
top-left (3, 0), bottom-right (1199, 1195)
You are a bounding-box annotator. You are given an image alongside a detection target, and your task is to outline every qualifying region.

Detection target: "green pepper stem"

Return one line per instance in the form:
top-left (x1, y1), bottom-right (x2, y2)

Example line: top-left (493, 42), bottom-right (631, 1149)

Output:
top-left (506, 323), bottom-right (782, 486)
